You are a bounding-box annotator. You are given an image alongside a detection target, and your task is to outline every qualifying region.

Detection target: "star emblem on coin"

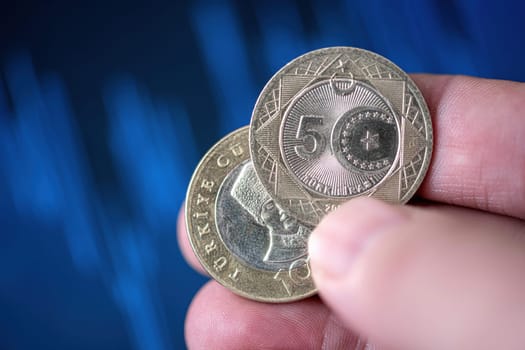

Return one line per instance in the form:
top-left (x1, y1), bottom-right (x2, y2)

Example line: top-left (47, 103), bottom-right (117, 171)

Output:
top-left (360, 129), bottom-right (380, 151)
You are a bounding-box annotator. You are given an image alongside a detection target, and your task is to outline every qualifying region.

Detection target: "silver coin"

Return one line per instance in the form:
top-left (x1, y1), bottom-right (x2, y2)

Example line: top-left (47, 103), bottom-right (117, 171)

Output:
top-left (250, 47), bottom-right (433, 226)
top-left (186, 127), bottom-right (316, 302)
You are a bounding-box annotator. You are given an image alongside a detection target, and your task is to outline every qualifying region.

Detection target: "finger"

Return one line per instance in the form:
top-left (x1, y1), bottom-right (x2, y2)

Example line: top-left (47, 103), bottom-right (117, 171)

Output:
top-left (185, 281), bottom-right (372, 350)
top-left (177, 204), bottom-right (207, 274)
top-left (309, 197), bottom-right (525, 350)
top-left (411, 74), bottom-right (525, 219)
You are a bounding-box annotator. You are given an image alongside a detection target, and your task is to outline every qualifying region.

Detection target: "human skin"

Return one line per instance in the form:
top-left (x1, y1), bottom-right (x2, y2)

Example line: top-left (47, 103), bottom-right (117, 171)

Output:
top-left (177, 75), bottom-right (525, 349)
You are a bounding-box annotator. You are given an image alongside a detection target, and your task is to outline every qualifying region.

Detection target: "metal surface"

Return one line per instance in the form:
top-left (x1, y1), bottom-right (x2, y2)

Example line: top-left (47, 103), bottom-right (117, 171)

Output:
top-left (186, 127), bottom-right (316, 302)
top-left (250, 47), bottom-right (433, 226)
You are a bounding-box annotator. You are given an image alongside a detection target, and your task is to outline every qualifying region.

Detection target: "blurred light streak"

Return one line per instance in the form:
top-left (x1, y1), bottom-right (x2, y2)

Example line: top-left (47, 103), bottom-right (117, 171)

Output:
top-left (100, 212), bottom-right (171, 350)
top-left (1, 54), bottom-right (101, 273)
top-left (254, 0), bottom-right (307, 74)
top-left (105, 77), bottom-right (197, 232)
top-left (0, 55), bottom-right (191, 350)
top-left (190, 0), bottom-right (257, 133)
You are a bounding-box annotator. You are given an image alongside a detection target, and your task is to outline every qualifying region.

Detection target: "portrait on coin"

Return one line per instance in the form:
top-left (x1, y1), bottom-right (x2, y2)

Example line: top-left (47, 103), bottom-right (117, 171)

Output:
top-left (215, 161), bottom-right (310, 271)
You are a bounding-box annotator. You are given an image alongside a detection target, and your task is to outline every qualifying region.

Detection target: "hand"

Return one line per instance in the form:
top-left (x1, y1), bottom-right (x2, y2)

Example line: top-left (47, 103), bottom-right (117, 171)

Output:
top-left (177, 75), bottom-right (525, 349)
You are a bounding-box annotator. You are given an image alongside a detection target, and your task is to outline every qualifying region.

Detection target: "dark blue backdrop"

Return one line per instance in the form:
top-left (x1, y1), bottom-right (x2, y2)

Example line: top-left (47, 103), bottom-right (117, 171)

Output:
top-left (1, 1), bottom-right (524, 349)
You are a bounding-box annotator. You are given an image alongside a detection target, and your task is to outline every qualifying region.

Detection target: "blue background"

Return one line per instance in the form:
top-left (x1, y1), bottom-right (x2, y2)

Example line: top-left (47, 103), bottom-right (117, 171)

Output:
top-left (1, 1), bottom-right (524, 349)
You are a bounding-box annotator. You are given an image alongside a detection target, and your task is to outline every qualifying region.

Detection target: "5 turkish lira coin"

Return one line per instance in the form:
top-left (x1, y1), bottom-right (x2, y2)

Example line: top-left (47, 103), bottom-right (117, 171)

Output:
top-left (250, 47), bottom-right (433, 226)
top-left (186, 126), bottom-right (316, 303)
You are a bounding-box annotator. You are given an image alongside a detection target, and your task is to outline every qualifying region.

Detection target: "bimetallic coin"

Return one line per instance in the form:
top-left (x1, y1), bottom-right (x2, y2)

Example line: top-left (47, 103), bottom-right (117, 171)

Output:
top-left (250, 47), bottom-right (433, 226)
top-left (186, 127), bottom-right (316, 303)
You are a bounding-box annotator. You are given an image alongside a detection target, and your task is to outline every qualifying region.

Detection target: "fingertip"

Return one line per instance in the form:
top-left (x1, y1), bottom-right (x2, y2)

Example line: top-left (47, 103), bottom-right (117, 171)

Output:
top-left (309, 197), bottom-right (406, 282)
top-left (185, 282), bottom-right (332, 350)
top-left (185, 282), bottom-right (232, 350)
top-left (310, 201), bottom-right (525, 350)
top-left (177, 203), bottom-right (207, 275)
top-left (308, 197), bottom-right (413, 347)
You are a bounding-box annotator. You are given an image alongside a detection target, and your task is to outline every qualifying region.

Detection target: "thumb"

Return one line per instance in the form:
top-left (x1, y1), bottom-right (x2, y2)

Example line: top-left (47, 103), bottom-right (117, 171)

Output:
top-left (308, 198), bottom-right (525, 350)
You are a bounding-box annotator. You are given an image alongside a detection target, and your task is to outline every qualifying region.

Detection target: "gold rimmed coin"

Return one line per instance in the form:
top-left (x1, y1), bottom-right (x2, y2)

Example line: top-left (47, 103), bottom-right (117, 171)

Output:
top-left (250, 47), bottom-right (433, 226)
top-left (186, 126), bottom-right (316, 302)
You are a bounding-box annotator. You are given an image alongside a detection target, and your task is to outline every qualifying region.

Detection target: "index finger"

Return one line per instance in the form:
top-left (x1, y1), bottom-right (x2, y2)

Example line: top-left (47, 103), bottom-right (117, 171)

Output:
top-left (412, 74), bottom-right (525, 219)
